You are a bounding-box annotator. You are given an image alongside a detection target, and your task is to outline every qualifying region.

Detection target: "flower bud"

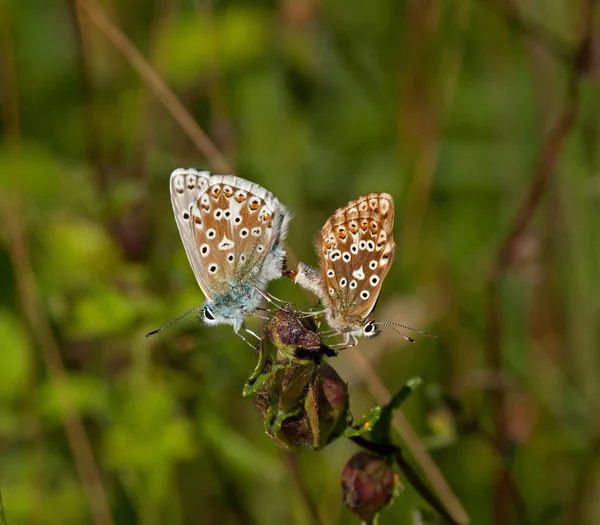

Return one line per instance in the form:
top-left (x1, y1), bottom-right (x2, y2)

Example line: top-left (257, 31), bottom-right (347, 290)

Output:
top-left (341, 451), bottom-right (397, 521)
top-left (253, 359), bottom-right (349, 450)
top-left (265, 309), bottom-right (323, 360)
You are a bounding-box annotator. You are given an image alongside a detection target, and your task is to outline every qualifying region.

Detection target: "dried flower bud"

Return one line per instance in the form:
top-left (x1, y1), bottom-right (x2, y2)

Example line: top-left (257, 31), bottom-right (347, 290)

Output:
top-left (265, 309), bottom-right (323, 360)
top-left (253, 359), bottom-right (349, 450)
top-left (341, 452), bottom-right (397, 522)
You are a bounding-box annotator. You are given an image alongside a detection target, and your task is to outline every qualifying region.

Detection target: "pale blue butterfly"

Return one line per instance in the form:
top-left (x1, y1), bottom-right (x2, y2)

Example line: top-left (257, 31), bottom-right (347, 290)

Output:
top-left (147, 168), bottom-right (291, 343)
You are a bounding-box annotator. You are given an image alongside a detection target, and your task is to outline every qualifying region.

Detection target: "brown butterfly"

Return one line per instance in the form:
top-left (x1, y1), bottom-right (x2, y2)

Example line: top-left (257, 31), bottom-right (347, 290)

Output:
top-left (291, 193), bottom-right (435, 347)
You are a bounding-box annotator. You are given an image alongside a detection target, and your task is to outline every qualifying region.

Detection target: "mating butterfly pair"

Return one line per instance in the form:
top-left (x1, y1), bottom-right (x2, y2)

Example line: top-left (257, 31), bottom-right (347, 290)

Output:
top-left (148, 168), bottom-right (432, 347)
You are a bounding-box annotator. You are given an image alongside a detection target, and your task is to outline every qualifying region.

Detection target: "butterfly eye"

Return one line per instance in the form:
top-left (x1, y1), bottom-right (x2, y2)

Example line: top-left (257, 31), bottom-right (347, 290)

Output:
top-left (363, 321), bottom-right (379, 337)
top-left (203, 307), bottom-right (216, 323)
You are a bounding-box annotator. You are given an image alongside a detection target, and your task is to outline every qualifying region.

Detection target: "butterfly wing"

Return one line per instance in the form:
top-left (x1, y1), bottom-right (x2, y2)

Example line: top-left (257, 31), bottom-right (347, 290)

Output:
top-left (188, 174), bottom-right (291, 297)
top-left (318, 193), bottom-right (395, 324)
top-left (170, 168), bottom-right (214, 299)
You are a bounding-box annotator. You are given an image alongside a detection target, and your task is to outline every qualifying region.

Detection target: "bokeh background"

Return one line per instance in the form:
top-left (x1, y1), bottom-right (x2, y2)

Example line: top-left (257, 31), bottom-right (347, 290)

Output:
top-left (1, 0), bottom-right (599, 524)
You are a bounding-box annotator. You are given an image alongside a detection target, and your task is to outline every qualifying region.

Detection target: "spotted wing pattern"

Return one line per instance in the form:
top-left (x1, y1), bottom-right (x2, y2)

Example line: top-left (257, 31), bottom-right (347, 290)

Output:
top-left (317, 193), bottom-right (395, 323)
top-left (170, 169), bottom-right (290, 301)
top-left (170, 168), bottom-right (212, 297)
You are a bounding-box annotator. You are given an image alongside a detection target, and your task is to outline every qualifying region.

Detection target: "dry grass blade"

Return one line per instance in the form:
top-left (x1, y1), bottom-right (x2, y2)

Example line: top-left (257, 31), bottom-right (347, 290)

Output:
top-left (0, 4), bottom-right (113, 523)
top-left (348, 349), bottom-right (470, 525)
top-left (0, 196), bottom-right (115, 525)
top-left (75, 0), bottom-right (233, 174)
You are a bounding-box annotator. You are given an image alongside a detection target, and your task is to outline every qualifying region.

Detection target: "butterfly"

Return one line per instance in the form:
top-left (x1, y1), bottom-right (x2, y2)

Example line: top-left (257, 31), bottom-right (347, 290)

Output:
top-left (291, 193), bottom-right (434, 347)
top-left (148, 168), bottom-right (291, 342)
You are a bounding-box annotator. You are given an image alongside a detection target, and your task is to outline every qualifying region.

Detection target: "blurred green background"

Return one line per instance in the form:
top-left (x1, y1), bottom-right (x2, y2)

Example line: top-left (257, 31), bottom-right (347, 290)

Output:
top-left (1, 0), bottom-right (599, 524)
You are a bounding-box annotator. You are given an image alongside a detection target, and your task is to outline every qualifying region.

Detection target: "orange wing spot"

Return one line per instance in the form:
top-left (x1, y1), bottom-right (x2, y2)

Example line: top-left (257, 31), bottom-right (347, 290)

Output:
top-left (324, 241), bottom-right (332, 250)
top-left (211, 187), bottom-right (221, 199)
top-left (348, 222), bottom-right (358, 233)
top-left (267, 220), bottom-right (273, 228)
top-left (223, 187), bottom-right (233, 197)
top-left (194, 217), bottom-right (202, 225)
top-left (201, 203), bottom-right (210, 211)
top-left (249, 201), bottom-right (260, 210)
top-left (369, 221), bottom-right (379, 234)
top-left (337, 230), bottom-right (347, 240)
top-left (263, 213), bottom-right (272, 222)
top-left (360, 219), bottom-right (369, 230)
top-left (235, 194), bottom-right (246, 203)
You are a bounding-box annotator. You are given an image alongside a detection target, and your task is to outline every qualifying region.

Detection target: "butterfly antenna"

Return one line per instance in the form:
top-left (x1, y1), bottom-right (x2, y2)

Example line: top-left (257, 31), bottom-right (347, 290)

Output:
top-left (145, 307), bottom-right (204, 337)
top-left (376, 322), bottom-right (437, 339)
top-left (380, 324), bottom-right (416, 344)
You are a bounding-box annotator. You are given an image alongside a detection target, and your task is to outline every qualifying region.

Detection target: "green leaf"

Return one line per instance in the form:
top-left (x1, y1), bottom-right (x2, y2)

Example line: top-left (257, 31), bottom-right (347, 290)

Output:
top-left (339, 406), bottom-right (382, 439)
top-left (370, 377), bottom-right (422, 446)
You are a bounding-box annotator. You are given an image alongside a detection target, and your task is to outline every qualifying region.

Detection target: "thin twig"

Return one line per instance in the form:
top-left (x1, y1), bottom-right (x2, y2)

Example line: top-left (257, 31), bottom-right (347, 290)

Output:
top-left (487, 91), bottom-right (578, 525)
top-left (75, 0), bottom-right (233, 173)
top-left (350, 436), bottom-right (459, 525)
top-left (0, 200), bottom-right (115, 525)
top-left (475, 0), bottom-right (573, 64)
top-left (486, 94), bottom-right (578, 523)
top-left (485, 0), bottom-right (595, 518)
top-left (492, 101), bottom-right (578, 278)
top-left (348, 350), bottom-right (470, 524)
top-left (66, 0), bottom-right (109, 195)
top-left (0, 6), bottom-right (113, 525)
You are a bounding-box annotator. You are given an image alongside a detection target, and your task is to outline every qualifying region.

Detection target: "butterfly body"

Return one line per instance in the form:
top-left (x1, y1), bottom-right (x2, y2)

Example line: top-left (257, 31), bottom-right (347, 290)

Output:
top-left (170, 168), bottom-right (291, 334)
top-left (294, 193), bottom-right (396, 346)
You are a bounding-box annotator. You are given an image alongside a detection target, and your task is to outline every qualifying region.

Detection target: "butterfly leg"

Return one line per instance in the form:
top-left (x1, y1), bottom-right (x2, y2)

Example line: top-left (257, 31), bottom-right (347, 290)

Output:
top-left (296, 308), bottom-right (328, 318)
top-left (326, 333), bottom-right (360, 350)
top-left (249, 308), bottom-right (271, 320)
top-left (319, 327), bottom-right (345, 335)
top-left (253, 287), bottom-right (295, 311)
top-left (235, 330), bottom-right (260, 349)
top-left (244, 328), bottom-right (261, 340)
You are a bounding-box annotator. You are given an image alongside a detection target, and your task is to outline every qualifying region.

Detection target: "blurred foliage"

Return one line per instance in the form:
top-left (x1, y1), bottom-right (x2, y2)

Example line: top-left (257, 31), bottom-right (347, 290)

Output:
top-left (0, 0), bottom-right (599, 524)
